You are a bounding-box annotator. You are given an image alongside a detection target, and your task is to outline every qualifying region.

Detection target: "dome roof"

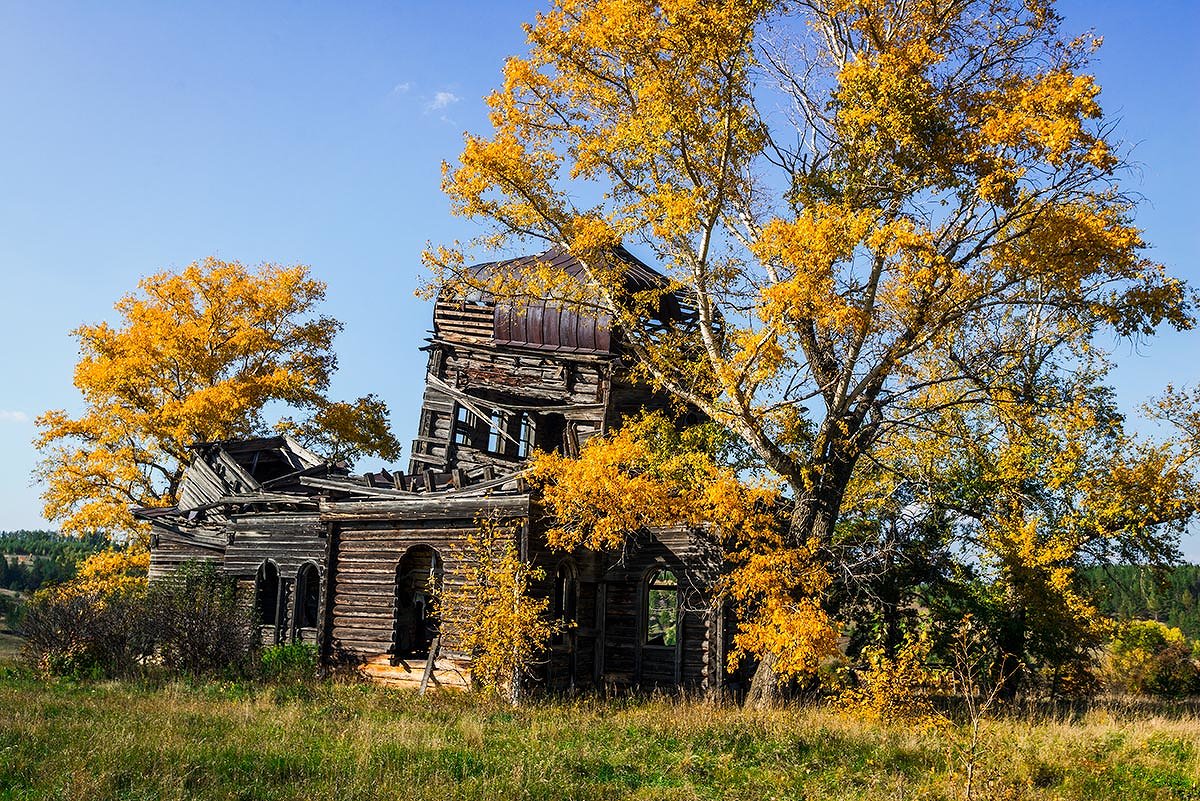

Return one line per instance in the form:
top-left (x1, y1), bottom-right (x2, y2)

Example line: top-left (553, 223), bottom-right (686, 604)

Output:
top-left (433, 246), bottom-right (696, 355)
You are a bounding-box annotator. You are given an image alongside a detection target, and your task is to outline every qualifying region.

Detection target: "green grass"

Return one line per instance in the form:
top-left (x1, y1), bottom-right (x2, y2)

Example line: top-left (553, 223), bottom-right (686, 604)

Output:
top-left (0, 665), bottom-right (1196, 800)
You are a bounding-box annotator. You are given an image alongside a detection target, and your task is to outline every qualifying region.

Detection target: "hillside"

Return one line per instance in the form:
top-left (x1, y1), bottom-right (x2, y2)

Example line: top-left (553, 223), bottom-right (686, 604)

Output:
top-left (0, 529), bottom-right (107, 594)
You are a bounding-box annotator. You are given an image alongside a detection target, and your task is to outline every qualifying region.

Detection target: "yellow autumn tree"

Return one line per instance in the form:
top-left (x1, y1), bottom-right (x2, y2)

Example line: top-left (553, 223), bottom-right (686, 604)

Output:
top-left (429, 0), bottom-right (1194, 702)
top-left (872, 342), bottom-right (1199, 695)
top-left (435, 518), bottom-right (560, 704)
top-left (36, 257), bottom-right (401, 540)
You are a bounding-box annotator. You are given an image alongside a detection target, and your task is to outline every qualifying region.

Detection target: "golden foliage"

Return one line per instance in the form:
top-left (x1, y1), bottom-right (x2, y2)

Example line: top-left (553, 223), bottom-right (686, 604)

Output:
top-left (1105, 620), bottom-right (1200, 698)
top-left (531, 411), bottom-right (839, 681)
top-left (435, 518), bottom-right (560, 703)
top-left (41, 548), bottom-right (150, 603)
top-left (839, 628), bottom-right (949, 727)
top-left (430, 0), bottom-right (1193, 554)
top-left (435, 0), bottom-right (1197, 694)
top-left (35, 257), bottom-right (399, 537)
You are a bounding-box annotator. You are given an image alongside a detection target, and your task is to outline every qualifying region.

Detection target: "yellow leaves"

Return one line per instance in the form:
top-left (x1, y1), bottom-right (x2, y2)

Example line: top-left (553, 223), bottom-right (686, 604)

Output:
top-left (276, 395), bottom-right (402, 466)
top-left (530, 411), bottom-right (747, 550)
top-left (1105, 619), bottom-right (1200, 697)
top-left (984, 196), bottom-right (1192, 337)
top-left (443, 0), bottom-right (768, 258)
top-left (531, 411), bottom-right (839, 680)
top-left (43, 548), bottom-right (150, 603)
top-left (838, 628), bottom-right (948, 727)
top-left (435, 518), bottom-right (559, 701)
top-left (975, 70), bottom-right (1110, 169)
top-left (722, 540), bottom-right (839, 679)
top-left (567, 213), bottom-right (624, 259)
top-left (833, 38), bottom-right (953, 188)
top-left (36, 257), bottom-right (391, 538)
top-left (755, 206), bottom-right (877, 333)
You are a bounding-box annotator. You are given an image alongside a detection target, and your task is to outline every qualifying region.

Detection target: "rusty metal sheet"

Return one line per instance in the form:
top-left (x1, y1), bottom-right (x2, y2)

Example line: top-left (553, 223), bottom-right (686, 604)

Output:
top-left (453, 245), bottom-right (684, 354)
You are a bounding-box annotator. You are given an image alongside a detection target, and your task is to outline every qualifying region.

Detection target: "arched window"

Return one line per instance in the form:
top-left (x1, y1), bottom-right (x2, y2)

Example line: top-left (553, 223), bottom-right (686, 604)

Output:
top-left (393, 545), bottom-right (444, 661)
top-left (645, 568), bottom-right (679, 646)
top-left (255, 561), bottom-right (280, 626)
top-left (551, 559), bottom-right (578, 645)
top-left (296, 563), bottom-right (320, 629)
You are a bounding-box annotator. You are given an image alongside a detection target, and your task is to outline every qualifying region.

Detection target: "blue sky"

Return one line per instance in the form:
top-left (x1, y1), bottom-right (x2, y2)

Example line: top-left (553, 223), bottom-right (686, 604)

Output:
top-left (0, 1), bottom-right (1196, 556)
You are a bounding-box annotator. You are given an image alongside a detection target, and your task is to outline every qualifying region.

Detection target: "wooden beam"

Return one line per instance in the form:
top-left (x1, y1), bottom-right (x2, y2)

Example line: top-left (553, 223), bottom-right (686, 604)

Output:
top-left (419, 636), bottom-right (441, 696)
top-left (320, 493), bottom-right (530, 521)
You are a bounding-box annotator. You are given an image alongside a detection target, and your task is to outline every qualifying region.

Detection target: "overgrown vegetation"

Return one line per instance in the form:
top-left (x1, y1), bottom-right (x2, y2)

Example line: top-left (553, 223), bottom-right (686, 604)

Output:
top-left (435, 518), bottom-right (560, 704)
top-left (21, 560), bottom-right (258, 680)
top-left (0, 668), bottom-right (1196, 801)
top-left (430, 0), bottom-right (1200, 706)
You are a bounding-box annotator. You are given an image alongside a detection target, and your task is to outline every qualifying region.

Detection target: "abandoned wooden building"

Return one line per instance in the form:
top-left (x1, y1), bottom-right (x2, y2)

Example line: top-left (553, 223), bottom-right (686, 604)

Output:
top-left (141, 247), bottom-right (734, 693)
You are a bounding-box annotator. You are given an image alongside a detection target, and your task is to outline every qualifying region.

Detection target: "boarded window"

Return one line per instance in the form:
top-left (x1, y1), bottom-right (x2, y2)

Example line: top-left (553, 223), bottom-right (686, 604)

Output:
top-left (645, 568), bottom-right (678, 646)
top-left (296, 563), bottom-right (320, 629)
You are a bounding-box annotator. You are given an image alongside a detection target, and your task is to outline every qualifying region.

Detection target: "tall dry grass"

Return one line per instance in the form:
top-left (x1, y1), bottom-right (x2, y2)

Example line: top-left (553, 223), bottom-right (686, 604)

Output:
top-left (0, 667), bottom-right (1196, 800)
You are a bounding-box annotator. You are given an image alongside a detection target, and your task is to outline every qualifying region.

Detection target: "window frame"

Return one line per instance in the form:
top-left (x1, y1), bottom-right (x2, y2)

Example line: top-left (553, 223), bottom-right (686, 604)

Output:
top-left (643, 567), bottom-right (680, 648)
top-left (551, 558), bottom-right (579, 646)
top-left (295, 562), bottom-right (321, 630)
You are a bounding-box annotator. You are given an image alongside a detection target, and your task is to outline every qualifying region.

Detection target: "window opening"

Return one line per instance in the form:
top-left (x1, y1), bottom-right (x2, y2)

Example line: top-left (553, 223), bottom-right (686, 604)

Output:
top-left (536, 412), bottom-right (568, 454)
top-left (517, 413), bottom-right (534, 459)
top-left (255, 561), bottom-right (280, 626)
top-left (487, 410), bottom-right (505, 454)
top-left (453, 406), bottom-right (476, 447)
top-left (645, 568), bottom-right (679, 646)
top-left (296, 563), bottom-right (320, 628)
top-left (393, 546), bottom-right (444, 661)
top-left (551, 560), bottom-right (578, 645)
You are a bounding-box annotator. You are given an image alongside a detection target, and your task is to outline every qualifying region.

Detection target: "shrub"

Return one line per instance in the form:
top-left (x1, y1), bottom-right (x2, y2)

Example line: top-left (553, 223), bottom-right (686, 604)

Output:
top-left (260, 643), bottom-right (320, 683)
top-left (435, 518), bottom-right (559, 704)
top-left (148, 560), bottom-right (259, 677)
top-left (839, 629), bottom-right (950, 726)
top-left (1105, 620), bottom-right (1200, 698)
top-left (22, 559), bottom-right (258, 680)
top-left (21, 585), bottom-right (153, 678)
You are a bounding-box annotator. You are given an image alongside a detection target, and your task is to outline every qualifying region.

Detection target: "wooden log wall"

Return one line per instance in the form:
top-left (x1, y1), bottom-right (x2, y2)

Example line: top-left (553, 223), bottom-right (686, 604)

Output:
top-left (323, 494), bottom-right (530, 689)
top-left (224, 511), bottom-right (327, 646)
top-left (525, 523), bottom-right (725, 692)
top-left (147, 527), bottom-right (225, 580)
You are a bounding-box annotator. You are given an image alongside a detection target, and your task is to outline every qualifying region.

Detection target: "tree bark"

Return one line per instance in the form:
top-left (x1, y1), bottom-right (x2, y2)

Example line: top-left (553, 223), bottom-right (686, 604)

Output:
top-left (995, 586), bottom-right (1026, 702)
top-left (743, 480), bottom-right (848, 707)
top-left (745, 650), bottom-right (780, 709)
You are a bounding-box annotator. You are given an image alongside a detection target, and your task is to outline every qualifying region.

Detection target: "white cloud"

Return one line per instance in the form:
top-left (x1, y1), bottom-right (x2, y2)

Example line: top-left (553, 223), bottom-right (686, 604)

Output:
top-left (391, 81), bottom-right (411, 95)
top-left (0, 410), bottom-right (29, 424)
top-left (427, 91), bottom-right (460, 111)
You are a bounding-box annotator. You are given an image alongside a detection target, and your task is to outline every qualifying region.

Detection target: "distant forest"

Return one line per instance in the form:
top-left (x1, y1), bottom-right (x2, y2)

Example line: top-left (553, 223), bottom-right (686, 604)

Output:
top-left (0, 530), bottom-right (107, 594)
top-left (1082, 564), bottom-right (1200, 640)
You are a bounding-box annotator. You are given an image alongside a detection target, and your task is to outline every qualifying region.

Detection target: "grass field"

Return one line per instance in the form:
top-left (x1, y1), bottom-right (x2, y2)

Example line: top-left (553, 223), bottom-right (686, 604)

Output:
top-left (0, 665), bottom-right (1197, 801)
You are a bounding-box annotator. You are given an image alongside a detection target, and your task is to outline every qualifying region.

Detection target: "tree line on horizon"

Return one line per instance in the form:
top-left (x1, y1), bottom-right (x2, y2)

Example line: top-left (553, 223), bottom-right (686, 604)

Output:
top-left (0, 530), bottom-right (107, 594)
